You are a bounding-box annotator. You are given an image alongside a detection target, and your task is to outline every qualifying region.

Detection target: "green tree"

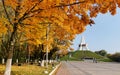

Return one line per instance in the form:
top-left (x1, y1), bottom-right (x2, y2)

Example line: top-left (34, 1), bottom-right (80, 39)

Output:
top-left (107, 52), bottom-right (120, 62)
top-left (95, 50), bottom-right (107, 56)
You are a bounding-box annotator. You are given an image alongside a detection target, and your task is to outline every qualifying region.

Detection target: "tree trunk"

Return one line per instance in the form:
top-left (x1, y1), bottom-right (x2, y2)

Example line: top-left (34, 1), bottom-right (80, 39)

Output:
top-left (16, 59), bottom-right (18, 64)
top-left (2, 58), bottom-right (5, 64)
top-left (4, 49), bottom-right (13, 75)
top-left (4, 59), bottom-right (12, 75)
top-left (41, 60), bottom-right (44, 67)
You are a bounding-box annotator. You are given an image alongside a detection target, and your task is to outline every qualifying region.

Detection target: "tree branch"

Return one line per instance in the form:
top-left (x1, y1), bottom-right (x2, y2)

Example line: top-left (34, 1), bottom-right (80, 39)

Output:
top-left (18, 1), bottom-right (43, 23)
top-left (55, 1), bottom-right (85, 7)
top-left (1, 0), bottom-right (13, 25)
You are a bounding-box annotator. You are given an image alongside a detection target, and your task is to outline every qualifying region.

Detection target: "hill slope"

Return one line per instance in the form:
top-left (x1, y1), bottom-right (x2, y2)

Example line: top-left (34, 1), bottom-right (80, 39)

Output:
top-left (60, 50), bottom-right (106, 61)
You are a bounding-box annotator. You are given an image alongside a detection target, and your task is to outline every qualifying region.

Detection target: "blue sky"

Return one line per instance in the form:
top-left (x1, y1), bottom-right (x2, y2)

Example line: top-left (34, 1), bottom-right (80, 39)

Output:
top-left (71, 8), bottom-right (120, 54)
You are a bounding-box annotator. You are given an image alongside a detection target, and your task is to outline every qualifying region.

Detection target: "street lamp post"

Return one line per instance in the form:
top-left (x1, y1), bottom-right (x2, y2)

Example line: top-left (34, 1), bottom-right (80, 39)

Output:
top-left (44, 23), bottom-right (50, 74)
top-left (46, 23), bottom-right (50, 67)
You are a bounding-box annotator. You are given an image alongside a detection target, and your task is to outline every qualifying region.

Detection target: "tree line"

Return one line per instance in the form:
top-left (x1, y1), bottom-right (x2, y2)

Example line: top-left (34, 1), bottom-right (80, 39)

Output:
top-left (95, 50), bottom-right (120, 62)
top-left (0, 41), bottom-right (67, 64)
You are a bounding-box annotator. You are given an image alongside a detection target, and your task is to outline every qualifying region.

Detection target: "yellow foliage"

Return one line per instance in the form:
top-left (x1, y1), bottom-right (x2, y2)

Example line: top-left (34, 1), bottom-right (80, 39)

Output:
top-left (0, 0), bottom-right (119, 53)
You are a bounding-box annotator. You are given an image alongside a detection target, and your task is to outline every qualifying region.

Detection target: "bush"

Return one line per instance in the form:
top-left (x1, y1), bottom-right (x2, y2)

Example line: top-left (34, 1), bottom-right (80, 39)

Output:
top-left (107, 53), bottom-right (120, 62)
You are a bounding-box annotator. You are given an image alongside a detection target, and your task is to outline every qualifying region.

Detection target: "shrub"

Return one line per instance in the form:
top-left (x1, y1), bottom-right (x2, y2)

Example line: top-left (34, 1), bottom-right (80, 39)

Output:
top-left (107, 53), bottom-right (120, 62)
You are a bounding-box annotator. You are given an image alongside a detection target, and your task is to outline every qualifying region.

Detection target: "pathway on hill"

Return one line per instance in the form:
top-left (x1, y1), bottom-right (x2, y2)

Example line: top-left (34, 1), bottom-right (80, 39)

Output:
top-left (56, 61), bottom-right (120, 75)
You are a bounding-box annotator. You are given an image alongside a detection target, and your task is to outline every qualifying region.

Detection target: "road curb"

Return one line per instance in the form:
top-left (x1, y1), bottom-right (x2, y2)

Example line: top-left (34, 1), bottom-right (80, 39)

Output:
top-left (49, 62), bottom-right (61, 75)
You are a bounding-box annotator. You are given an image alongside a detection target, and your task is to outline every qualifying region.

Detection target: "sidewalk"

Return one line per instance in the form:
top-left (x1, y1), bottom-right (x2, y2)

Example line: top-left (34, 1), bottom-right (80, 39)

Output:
top-left (55, 61), bottom-right (70, 75)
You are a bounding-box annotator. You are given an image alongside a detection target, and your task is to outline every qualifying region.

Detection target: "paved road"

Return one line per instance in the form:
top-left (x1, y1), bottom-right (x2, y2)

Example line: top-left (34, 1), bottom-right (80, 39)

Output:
top-left (56, 61), bottom-right (120, 75)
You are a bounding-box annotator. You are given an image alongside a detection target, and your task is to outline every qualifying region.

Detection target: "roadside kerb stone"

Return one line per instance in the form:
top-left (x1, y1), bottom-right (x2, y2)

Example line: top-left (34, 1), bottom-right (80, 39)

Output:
top-left (49, 63), bottom-right (61, 75)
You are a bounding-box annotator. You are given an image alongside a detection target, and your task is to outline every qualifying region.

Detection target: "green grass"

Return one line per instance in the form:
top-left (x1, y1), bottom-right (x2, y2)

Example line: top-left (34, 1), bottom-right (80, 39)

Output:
top-left (60, 50), bottom-right (111, 62)
top-left (73, 50), bottom-right (103, 59)
top-left (98, 58), bottom-right (113, 62)
top-left (0, 63), bottom-right (56, 75)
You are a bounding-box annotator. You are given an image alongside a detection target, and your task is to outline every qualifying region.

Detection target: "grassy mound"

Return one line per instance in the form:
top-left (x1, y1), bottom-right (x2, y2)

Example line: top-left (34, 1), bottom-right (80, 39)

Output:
top-left (60, 50), bottom-right (108, 61)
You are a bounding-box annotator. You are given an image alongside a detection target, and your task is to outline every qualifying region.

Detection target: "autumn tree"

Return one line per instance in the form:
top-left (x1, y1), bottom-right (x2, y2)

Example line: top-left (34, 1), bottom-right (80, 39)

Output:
top-left (0, 0), bottom-right (120, 75)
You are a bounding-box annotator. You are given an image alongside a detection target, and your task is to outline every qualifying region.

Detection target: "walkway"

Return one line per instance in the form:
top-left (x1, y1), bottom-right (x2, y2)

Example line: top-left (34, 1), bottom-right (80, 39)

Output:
top-left (56, 61), bottom-right (120, 75)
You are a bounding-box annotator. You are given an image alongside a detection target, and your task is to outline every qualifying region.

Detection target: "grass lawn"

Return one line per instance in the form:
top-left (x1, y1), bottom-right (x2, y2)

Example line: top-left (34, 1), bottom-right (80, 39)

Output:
top-left (0, 64), bottom-right (54, 75)
top-left (61, 50), bottom-right (104, 61)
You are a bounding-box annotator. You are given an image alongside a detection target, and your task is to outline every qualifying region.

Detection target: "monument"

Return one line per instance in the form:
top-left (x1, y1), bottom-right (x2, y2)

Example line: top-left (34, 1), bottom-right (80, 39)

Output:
top-left (78, 36), bottom-right (89, 50)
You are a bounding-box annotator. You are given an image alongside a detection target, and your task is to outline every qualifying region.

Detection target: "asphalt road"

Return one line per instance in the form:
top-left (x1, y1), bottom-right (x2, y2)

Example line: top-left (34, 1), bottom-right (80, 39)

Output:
top-left (56, 61), bottom-right (120, 75)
